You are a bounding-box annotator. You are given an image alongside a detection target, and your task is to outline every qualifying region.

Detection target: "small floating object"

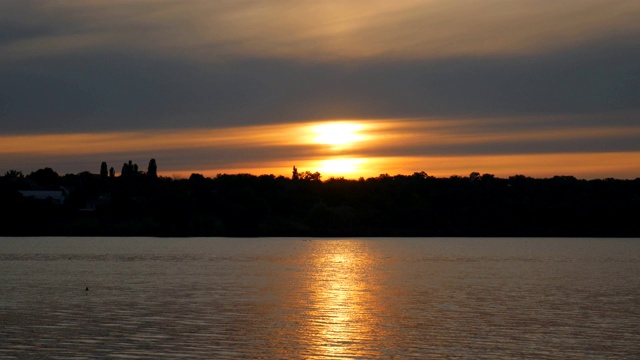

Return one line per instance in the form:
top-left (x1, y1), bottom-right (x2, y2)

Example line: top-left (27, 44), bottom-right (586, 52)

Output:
top-left (85, 286), bottom-right (89, 291)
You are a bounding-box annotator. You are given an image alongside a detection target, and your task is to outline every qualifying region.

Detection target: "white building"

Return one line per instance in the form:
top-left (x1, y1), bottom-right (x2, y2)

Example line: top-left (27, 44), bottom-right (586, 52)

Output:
top-left (18, 189), bottom-right (68, 205)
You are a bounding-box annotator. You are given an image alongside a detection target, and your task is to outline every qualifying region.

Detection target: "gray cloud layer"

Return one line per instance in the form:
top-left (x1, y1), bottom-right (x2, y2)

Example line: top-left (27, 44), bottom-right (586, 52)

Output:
top-left (2, 35), bottom-right (639, 134)
top-left (1, 1), bottom-right (639, 135)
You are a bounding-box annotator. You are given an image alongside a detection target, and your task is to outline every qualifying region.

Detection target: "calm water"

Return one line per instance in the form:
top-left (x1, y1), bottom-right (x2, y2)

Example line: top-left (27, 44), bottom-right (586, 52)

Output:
top-left (1, 237), bottom-right (639, 359)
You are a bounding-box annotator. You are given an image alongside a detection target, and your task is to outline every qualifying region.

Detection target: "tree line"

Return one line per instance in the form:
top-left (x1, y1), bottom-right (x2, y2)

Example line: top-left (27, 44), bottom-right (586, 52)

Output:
top-left (1, 161), bottom-right (639, 237)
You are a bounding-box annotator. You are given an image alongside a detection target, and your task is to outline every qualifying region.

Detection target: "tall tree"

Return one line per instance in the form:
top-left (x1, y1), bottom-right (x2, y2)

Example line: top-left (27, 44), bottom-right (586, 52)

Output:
top-left (100, 162), bottom-right (108, 178)
top-left (148, 159), bottom-right (158, 179)
top-left (121, 160), bottom-right (139, 177)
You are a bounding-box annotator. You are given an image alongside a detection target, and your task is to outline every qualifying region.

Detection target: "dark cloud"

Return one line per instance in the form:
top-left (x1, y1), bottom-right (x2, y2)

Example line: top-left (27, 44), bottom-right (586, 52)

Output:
top-left (1, 33), bottom-right (638, 135)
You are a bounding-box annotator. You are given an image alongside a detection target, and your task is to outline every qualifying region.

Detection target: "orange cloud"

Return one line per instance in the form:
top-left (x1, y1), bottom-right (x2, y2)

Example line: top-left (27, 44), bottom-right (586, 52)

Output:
top-left (1, 116), bottom-right (639, 179)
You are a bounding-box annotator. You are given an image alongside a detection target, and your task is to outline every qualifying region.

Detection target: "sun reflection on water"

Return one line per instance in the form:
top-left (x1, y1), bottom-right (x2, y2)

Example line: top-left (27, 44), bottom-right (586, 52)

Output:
top-left (301, 240), bottom-right (385, 359)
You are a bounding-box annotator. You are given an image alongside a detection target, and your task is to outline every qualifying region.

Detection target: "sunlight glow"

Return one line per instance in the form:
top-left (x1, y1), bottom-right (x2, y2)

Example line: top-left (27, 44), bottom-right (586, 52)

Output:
top-left (316, 158), bottom-right (366, 178)
top-left (312, 123), bottom-right (364, 147)
top-left (2, 116), bottom-right (640, 179)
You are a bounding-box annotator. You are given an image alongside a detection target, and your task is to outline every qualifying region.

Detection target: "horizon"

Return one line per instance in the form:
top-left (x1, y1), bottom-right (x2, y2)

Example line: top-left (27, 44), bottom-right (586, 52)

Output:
top-left (6, 159), bottom-right (640, 182)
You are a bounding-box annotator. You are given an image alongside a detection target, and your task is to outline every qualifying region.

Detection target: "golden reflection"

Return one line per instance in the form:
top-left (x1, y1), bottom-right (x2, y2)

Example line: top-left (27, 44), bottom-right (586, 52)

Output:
top-left (302, 240), bottom-right (385, 358)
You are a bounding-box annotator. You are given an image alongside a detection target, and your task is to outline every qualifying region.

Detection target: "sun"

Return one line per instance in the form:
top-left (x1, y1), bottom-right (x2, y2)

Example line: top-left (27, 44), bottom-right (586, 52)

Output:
top-left (317, 158), bottom-right (366, 178)
top-left (312, 123), bottom-right (364, 146)
top-left (305, 121), bottom-right (371, 177)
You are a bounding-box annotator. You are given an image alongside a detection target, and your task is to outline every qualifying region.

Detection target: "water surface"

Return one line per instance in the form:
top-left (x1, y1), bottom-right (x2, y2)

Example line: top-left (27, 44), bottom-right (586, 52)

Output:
top-left (1, 237), bottom-right (639, 359)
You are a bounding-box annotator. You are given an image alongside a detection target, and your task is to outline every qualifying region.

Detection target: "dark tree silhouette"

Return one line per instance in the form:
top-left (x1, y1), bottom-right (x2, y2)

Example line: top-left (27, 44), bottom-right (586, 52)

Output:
top-left (1, 170), bottom-right (28, 191)
top-left (109, 167), bottom-right (115, 178)
top-left (300, 171), bottom-right (321, 181)
top-left (27, 167), bottom-right (60, 189)
top-left (148, 159), bottom-right (158, 179)
top-left (292, 166), bottom-right (299, 181)
top-left (4, 170), bottom-right (23, 179)
top-left (100, 162), bottom-right (108, 178)
top-left (1, 164), bottom-right (639, 237)
top-left (121, 160), bottom-right (139, 177)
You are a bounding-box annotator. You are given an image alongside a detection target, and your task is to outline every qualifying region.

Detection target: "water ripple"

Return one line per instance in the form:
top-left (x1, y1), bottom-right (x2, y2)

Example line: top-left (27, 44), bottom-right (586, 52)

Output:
top-left (1, 237), bottom-right (639, 358)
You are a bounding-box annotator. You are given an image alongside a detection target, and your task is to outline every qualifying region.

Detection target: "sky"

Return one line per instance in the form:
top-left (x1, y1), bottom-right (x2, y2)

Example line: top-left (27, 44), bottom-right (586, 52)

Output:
top-left (1, 0), bottom-right (639, 179)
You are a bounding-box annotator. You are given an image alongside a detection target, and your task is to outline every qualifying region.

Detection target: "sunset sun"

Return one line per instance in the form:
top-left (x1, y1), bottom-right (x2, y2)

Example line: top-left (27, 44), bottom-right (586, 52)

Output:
top-left (317, 158), bottom-right (365, 177)
top-left (312, 123), bottom-right (364, 146)
top-left (308, 122), bottom-right (369, 177)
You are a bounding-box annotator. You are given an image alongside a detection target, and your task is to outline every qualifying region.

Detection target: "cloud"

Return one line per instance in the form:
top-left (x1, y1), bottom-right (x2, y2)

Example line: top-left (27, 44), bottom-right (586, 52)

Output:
top-left (1, 1), bottom-right (638, 135)
top-left (2, 1), bottom-right (639, 62)
top-left (1, 35), bottom-right (638, 134)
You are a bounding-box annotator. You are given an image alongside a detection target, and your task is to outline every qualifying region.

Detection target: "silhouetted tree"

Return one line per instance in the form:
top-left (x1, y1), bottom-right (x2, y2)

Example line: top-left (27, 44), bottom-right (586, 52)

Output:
top-left (189, 173), bottom-right (206, 182)
top-left (1, 170), bottom-right (27, 190)
top-left (148, 159), bottom-right (158, 179)
top-left (27, 168), bottom-right (60, 189)
top-left (4, 170), bottom-right (23, 179)
top-left (292, 166), bottom-right (299, 180)
top-left (100, 162), bottom-right (108, 178)
top-left (109, 167), bottom-right (115, 178)
top-left (2, 163), bottom-right (640, 237)
top-left (412, 171), bottom-right (428, 179)
top-left (300, 171), bottom-right (321, 181)
top-left (121, 160), bottom-right (139, 177)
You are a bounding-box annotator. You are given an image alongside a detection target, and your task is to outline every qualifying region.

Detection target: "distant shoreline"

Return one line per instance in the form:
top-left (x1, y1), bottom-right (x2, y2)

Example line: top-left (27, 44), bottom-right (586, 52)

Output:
top-left (2, 169), bottom-right (639, 237)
